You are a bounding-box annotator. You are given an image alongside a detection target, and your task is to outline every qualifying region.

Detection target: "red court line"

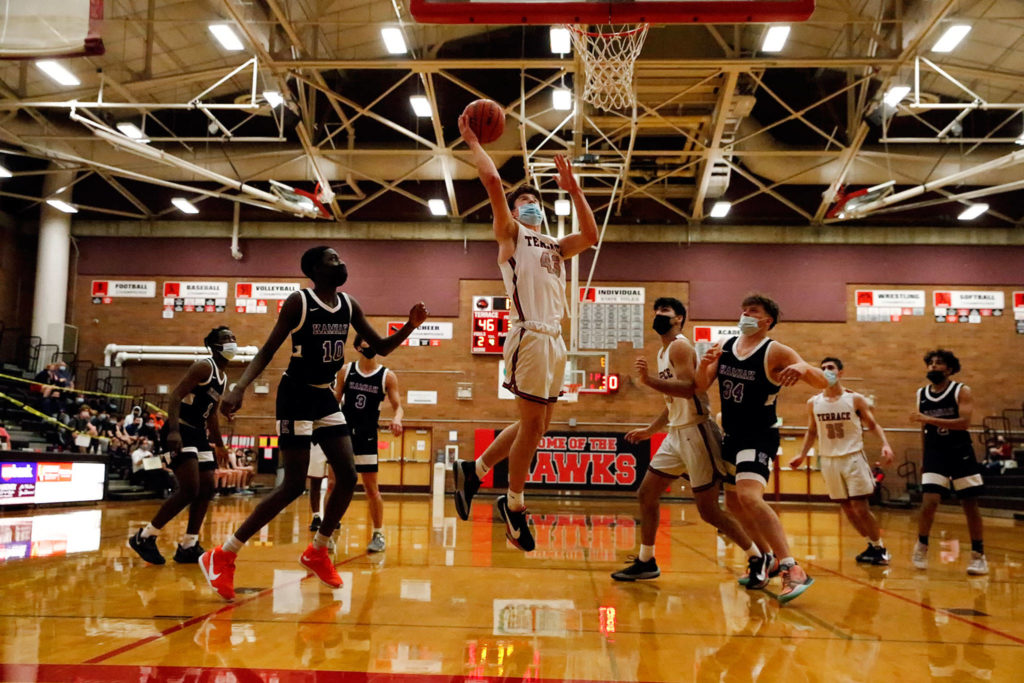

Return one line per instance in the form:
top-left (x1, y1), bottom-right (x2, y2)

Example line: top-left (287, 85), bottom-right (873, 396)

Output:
top-left (808, 562), bottom-right (1024, 647)
top-left (84, 553), bottom-right (368, 665)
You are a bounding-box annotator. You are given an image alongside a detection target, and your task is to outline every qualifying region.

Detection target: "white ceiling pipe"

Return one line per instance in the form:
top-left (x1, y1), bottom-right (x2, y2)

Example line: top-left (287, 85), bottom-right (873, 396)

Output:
top-left (113, 352), bottom-right (256, 367)
top-left (104, 344), bottom-right (259, 366)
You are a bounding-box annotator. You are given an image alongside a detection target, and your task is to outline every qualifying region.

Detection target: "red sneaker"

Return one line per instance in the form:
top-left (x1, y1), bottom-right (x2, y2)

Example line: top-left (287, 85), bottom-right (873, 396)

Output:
top-left (199, 546), bottom-right (237, 601)
top-left (299, 543), bottom-right (342, 588)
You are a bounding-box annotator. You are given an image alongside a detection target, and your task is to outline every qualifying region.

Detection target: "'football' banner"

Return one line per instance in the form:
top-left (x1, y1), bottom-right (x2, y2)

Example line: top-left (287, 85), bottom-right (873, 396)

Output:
top-left (478, 429), bottom-right (651, 491)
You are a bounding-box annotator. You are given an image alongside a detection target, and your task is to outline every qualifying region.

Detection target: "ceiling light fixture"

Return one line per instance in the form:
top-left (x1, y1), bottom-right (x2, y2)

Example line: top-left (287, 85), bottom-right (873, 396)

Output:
top-left (262, 90), bottom-right (284, 108)
top-left (46, 199), bottom-right (78, 214)
top-left (552, 88), bottom-right (572, 111)
top-left (709, 201), bottom-right (731, 218)
top-left (554, 198), bottom-right (572, 216)
top-left (883, 85), bottom-right (911, 107)
top-left (116, 122), bottom-right (147, 141)
top-left (932, 25), bottom-right (971, 53)
top-left (381, 28), bottom-right (407, 55)
top-left (761, 26), bottom-right (791, 53)
top-left (410, 96), bottom-right (432, 118)
top-left (209, 24), bottom-right (244, 51)
top-left (0, 164), bottom-right (11, 178)
top-left (428, 199), bottom-right (447, 216)
top-left (957, 203), bottom-right (988, 220)
top-left (36, 60), bottom-right (80, 86)
top-left (550, 27), bottom-right (571, 54)
top-left (171, 198), bottom-right (199, 214)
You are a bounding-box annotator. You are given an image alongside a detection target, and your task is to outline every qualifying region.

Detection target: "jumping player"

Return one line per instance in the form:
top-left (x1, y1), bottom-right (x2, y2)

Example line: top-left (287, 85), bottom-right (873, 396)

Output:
top-left (199, 246), bottom-right (428, 600)
top-left (128, 326), bottom-right (234, 564)
top-left (334, 334), bottom-right (404, 553)
top-left (451, 113), bottom-right (598, 552)
top-left (613, 297), bottom-right (757, 581)
top-left (791, 356), bottom-right (895, 565)
top-left (695, 294), bottom-right (828, 603)
top-left (910, 349), bottom-right (987, 575)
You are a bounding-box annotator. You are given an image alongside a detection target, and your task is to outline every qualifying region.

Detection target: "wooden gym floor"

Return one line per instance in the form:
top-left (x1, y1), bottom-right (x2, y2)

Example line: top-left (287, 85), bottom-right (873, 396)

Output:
top-left (1, 494), bottom-right (1022, 682)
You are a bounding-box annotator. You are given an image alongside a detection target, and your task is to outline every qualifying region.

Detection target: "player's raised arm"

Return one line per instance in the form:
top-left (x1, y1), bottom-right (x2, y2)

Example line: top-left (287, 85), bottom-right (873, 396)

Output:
top-left (459, 113), bottom-right (517, 250)
top-left (770, 343), bottom-right (829, 389)
top-left (554, 154), bottom-right (598, 259)
top-left (694, 343), bottom-right (722, 394)
top-left (221, 291), bottom-right (303, 416)
top-left (349, 297), bottom-right (428, 357)
top-left (639, 340), bottom-right (698, 399)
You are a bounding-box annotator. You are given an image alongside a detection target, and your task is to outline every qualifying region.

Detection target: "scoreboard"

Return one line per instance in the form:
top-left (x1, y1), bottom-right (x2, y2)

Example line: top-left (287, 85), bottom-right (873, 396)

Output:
top-left (472, 295), bottom-right (511, 354)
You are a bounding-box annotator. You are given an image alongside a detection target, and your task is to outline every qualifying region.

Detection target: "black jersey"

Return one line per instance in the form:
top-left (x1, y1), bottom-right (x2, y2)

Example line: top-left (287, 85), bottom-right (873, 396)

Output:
top-left (179, 358), bottom-right (225, 428)
top-left (717, 336), bottom-right (781, 437)
top-left (285, 289), bottom-right (352, 385)
top-left (918, 381), bottom-right (972, 451)
top-left (340, 362), bottom-right (388, 431)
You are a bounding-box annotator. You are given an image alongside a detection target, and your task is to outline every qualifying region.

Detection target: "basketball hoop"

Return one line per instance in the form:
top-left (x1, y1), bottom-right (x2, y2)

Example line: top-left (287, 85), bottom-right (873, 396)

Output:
top-left (567, 24), bottom-right (649, 112)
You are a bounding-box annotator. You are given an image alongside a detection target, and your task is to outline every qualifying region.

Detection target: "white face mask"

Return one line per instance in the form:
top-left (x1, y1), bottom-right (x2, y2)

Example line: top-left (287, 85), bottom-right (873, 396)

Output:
top-left (824, 369), bottom-right (839, 386)
top-left (738, 314), bottom-right (761, 336)
top-left (218, 342), bottom-right (238, 360)
top-left (516, 203), bottom-right (544, 226)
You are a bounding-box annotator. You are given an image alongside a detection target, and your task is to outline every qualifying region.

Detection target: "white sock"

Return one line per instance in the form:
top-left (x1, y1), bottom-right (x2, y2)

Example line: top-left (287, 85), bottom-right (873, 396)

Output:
top-left (140, 523), bottom-right (160, 539)
top-left (870, 538), bottom-right (883, 547)
top-left (475, 459), bottom-right (491, 479)
top-left (506, 489), bottom-right (525, 511)
top-left (180, 534), bottom-right (198, 549)
top-left (313, 531), bottom-right (331, 549)
top-left (638, 544), bottom-right (655, 562)
top-left (745, 543), bottom-right (760, 558)
top-left (780, 556), bottom-right (796, 569)
top-left (223, 535), bottom-right (243, 554)
top-left (373, 527), bottom-right (384, 536)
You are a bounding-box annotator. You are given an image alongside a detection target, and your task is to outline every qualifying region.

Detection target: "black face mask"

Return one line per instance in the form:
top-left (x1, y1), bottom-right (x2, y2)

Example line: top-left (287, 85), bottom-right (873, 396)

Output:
top-left (331, 263), bottom-right (348, 287)
top-left (926, 370), bottom-right (947, 384)
top-left (651, 314), bottom-right (675, 335)
top-left (358, 346), bottom-right (377, 359)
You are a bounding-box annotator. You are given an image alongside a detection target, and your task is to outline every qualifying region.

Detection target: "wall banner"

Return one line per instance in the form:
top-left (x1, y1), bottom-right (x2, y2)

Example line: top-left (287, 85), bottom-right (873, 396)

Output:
top-left (90, 280), bottom-right (156, 303)
top-left (934, 290), bottom-right (1005, 324)
top-left (855, 289), bottom-right (925, 322)
top-left (163, 281), bottom-right (228, 299)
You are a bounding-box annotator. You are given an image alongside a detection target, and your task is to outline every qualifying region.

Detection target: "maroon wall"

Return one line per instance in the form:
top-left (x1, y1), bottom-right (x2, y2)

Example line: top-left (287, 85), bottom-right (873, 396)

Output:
top-left (77, 238), bottom-right (1024, 321)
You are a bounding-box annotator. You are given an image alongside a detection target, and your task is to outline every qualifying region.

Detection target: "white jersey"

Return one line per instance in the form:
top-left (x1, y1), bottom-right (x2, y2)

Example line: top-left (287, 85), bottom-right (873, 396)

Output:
top-left (499, 223), bottom-right (566, 336)
top-left (658, 334), bottom-right (711, 428)
top-left (811, 390), bottom-right (864, 457)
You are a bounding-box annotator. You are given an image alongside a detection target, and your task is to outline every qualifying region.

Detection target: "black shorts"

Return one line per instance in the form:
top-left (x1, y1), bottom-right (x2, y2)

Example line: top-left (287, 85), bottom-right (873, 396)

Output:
top-left (276, 373), bottom-right (349, 449)
top-left (721, 430), bottom-right (780, 487)
top-left (162, 423), bottom-right (216, 472)
top-left (348, 422), bottom-right (379, 473)
top-left (922, 445), bottom-right (984, 497)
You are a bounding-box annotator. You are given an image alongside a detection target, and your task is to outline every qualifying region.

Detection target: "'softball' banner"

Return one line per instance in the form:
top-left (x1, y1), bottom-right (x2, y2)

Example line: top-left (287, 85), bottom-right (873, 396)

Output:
top-left (477, 430), bottom-right (651, 491)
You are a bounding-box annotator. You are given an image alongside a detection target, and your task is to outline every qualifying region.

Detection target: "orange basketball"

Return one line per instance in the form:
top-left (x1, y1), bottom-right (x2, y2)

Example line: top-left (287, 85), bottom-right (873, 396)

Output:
top-left (463, 99), bottom-right (504, 144)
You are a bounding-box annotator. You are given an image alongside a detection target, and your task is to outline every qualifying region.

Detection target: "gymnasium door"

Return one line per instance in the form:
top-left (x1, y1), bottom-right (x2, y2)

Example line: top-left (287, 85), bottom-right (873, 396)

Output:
top-left (375, 427), bottom-right (432, 493)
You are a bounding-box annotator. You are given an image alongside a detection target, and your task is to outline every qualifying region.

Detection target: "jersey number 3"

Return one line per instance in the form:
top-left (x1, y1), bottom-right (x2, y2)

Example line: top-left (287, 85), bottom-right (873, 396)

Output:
top-left (322, 340), bottom-right (345, 363)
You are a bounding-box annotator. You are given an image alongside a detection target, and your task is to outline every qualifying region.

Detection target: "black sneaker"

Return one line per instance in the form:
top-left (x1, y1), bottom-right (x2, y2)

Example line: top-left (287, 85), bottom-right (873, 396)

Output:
top-left (855, 543), bottom-right (875, 564)
top-left (127, 528), bottom-right (166, 565)
top-left (744, 552), bottom-right (775, 590)
top-left (858, 544), bottom-right (890, 566)
top-left (453, 459), bottom-right (481, 521)
top-left (738, 554), bottom-right (780, 586)
top-left (173, 542), bottom-right (205, 564)
top-left (611, 556), bottom-right (661, 581)
top-left (309, 515), bottom-right (322, 533)
top-left (496, 495), bottom-right (534, 552)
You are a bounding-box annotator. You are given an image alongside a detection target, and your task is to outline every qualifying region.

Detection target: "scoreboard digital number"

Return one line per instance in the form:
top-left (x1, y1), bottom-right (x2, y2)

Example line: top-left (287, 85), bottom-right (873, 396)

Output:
top-left (472, 295), bottom-right (511, 354)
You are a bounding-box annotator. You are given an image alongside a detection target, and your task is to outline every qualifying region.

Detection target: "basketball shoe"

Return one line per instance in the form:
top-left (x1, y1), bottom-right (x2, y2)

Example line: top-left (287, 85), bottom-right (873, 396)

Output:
top-left (128, 528), bottom-right (166, 565)
top-left (496, 495), bottom-right (535, 552)
top-left (199, 546), bottom-right (237, 601)
top-left (174, 542), bottom-right (205, 564)
top-left (453, 459), bottom-right (481, 521)
top-left (300, 544), bottom-right (343, 588)
top-left (611, 556), bottom-right (660, 581)
top-left (912, 541), bottom-right (929, 570)
top-left (855, 543), bottom-right (890, 566)
top-left (966, 551), bottom-right (989, 575)
top-left (739, 552), bottom-right (778, 588)
top-left (367, 531), bottom-right (386, 553)
top-left (778, 564), bottom-right (814, 603)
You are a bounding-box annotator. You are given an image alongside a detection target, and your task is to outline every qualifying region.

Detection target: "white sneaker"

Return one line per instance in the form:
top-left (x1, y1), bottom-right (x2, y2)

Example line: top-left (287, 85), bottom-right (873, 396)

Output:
top-left (966, 551), bottom-right (989, 576)
top-left (912, 541), bottom-right (929, 570)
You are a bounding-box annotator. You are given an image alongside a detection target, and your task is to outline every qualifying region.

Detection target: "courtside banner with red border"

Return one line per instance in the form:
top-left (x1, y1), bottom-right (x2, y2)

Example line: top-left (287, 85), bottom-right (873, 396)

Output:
top-left (476, 429), bottom-right (651, 491)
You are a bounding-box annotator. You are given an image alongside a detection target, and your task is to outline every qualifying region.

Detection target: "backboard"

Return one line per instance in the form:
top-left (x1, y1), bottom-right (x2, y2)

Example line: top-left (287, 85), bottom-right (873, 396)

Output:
top-left (410, 1), bottom-right (815, 25)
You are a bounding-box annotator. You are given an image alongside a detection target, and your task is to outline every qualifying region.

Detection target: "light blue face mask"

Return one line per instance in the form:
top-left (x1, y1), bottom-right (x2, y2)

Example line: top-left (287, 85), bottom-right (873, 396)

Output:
top-left (738, 314), bottom-right (761, 336)
top-left (824, 369), bottom-right (839, 386)
top-left (517, 203), bottom-right (544, 226)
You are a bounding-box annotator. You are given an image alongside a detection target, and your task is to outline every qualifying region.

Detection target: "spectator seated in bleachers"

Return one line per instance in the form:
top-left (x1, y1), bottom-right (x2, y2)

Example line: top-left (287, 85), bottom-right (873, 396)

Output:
top-left (130, 439), bottom-right (175, 496)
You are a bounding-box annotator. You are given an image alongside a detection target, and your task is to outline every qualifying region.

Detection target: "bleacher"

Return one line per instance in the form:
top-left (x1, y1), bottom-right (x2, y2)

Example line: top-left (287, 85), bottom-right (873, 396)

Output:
top-left (979, 403), bottom-right (1024, 512)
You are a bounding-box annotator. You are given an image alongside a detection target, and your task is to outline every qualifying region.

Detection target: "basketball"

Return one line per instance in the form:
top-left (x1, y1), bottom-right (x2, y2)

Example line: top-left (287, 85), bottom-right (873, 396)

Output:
top-left (463, 99), bottom-right (504, 144)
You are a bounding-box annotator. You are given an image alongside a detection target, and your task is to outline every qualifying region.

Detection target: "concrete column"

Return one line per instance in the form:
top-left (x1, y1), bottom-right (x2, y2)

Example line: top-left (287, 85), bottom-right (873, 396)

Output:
top-left (30, 168), bottom-right (75, 356)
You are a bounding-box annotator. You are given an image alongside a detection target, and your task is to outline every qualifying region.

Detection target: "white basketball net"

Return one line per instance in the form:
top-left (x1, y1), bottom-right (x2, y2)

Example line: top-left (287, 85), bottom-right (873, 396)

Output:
top-left (567, 24), bottom-right (649, 112)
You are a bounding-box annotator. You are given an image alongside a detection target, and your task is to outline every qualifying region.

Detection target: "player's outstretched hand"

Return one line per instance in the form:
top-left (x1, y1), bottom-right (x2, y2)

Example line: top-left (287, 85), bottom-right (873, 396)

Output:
top-left (624, 428), bottom-right (651, 444)
top-left (220, 388), bottom-right (243, 417)
top-left (777, 363), bottom-right (806, 386)
top-left (788, 454), bottom-right (806, 469)
top-left (458, 114), bottom-right (479, 145)
top-left (880, 444), bottom-right (895, 465)
top-left (408, 302), bottom-right (429, 328)
top-left (554, 154), bottom-right (580, 193)
top-left (634, 356), bottom-right (650, 384)
top-left (390, 419), bottom-right (403, 437)
top-left (909, 411), bottom-right (926, 424)
top-left (700, 343), bottom-right (722, 365)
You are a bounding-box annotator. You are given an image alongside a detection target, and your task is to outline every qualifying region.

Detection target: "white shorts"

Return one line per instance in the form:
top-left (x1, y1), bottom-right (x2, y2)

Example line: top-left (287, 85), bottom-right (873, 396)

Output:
top-left (648, 421), bottom-right (724, 491)
top-left (820, 450), bottom-right (875, 500)
top-left (307, 442), bottom-right (328, 479)
top-left (502, 327), bottom-right (567, 404)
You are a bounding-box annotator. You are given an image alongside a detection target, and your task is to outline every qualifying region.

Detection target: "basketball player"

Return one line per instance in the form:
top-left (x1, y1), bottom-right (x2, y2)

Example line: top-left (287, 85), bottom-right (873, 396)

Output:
top-left (790, 357), bottom-right (895, 565)
top-left (451, 114), bottom-right (597, 552)
top-left (695, 294), bottom-right (829, 603)
top-left (613, 297), bottom-right (756, 580)
top-left (128, 326), bottom-right (234, 565)
top-left (199, 246), bottom-right (428, 601)
top-left (910, 349), bottom-right (987, 575)
top-left (334, 334), bottom-right (404, 553)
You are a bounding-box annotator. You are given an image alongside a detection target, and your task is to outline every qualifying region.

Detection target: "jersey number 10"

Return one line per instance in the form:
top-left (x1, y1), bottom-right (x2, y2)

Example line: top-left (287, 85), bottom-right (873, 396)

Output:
top-left (322, 340), bottom-right (345, 363)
